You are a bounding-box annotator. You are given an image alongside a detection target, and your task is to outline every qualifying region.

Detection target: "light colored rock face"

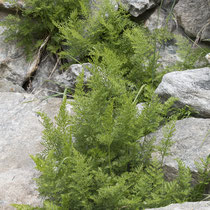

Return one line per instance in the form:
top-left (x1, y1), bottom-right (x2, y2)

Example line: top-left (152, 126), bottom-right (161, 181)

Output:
top-left (0, 78), bottom-right (25, 92)
top-left (161, 0), bottom-right (179, 9)
top-left (149, 118), bottom-right (210, 174)
top-left (155, 67), bottom-right (210, 117)
top-left (0, 92), bottom-right (73, 209)
top-left (145, 7), bottom-right (176, 32)
top-left (146, 201), bottom-right (210, 210)
top-left (174, 0), bottom-right (210, 41)
top-left (0, 0), bottom-right (24, 10)
top-left (121, 0), bottom-right (160, 17)
top-left (54, 63), bottom-right (92, 90)
top-left (0, 25), bottom-right (31, 87)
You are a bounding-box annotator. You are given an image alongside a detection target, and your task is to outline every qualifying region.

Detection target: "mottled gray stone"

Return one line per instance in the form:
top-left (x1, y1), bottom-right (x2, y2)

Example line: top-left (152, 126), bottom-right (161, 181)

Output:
top-left (155, 67), bottom-right (210, 117)
top-left (0, 25), bottom-right (31, 87)
top-left (121, 0), bottom-right (160, 17)
top-left (174, 0), bottom-right (210, 41)
top-left (148, 118), bottom-right (210, 175)
top-left (0, 78), bottom-right (25, 92)
top-left (146, 201), bottom-right (210, 210)
top-left (145, 7), bottom-right (176, 32)
top-left (0, 92), bottom-right (73, 209)
top-left (54, 63), bottom-right (92, 90)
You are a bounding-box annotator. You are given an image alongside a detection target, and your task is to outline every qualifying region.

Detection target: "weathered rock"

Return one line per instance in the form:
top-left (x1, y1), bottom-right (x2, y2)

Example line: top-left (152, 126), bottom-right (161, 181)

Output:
top-left (121, 0), bottom-right (160, 17)
top-left (0, 25), bottom-right (31, 87)
top-left (0, 92), bottom-right (73, 209)
top-left (0, 0), bottom-right (24, 10)
top-left (54, 63), bottom-right (92, 90)
top-left (30, 56), bottom-right (61, 97)
top-left (136, 103), bottom-right (144, 114)
top-left (147, 118), bottom-right (210, 177)
top-left (145, 7), bottom-right (176, 32)
top-left (174, 0), bottom-right (210, 41)
top-left (31, 62), bottom-right (92, 97)
top-left (146, 201), bottom-right (210, 210)
top-left (0, 78), bottom-right (25, 92)
top-left (155, 67), bottom-right (210, 118)
top-left (206, 53), bottom-right (210, 64)
top-left (161, 0), bottom-right (179, 9)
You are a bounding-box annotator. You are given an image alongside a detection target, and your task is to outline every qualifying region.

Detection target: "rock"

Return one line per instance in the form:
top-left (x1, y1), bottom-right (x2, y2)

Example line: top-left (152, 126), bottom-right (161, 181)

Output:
top-left (161, 0), bottom-right (179, 9)
top-left (148, 118), bottom-right (210, 175)
top-left (120, 0), bottom-right (160, 17)
top-left (155, 67), bottom-right (210, 118)
top-left (157, 44), bottom-right (182, 69)
top-left (30, 56), bottom-right (61, 97)
top-left (0, 92), bottom-right (73, 209)
top-left (0, 78), bottom-right (25, 92)
top-left (0, 0), bottom-right (24, 11)
top-left (54, 63), bottom-right (92, 90)
top-left (136, 103), bottom-right (144, 114)
top-left (145, 7), bottom-right (176, 32)
top-left (206, 53), bottom-right (210, 64)
top-left (0, 25), bottom-right (31, 87)
top-left (146, 201), bottom-right (210, 210)
top-left (174, 0), bottom-right (210, 41)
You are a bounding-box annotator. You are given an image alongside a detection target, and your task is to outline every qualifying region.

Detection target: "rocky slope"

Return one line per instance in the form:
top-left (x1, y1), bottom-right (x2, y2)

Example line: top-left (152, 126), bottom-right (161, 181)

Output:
top-left (0, 0), bottom-right (210, 209)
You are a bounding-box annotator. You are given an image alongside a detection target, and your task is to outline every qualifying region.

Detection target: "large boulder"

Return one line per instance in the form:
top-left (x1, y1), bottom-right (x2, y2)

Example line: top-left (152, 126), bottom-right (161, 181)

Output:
top-left (146, 201), bottom-right (210, 210)
top-left (155, 67), bottom-right (210, 118)
top-left (0, 0), bottom-right (24, 10)
top-left (0, 24), bottom-right (31, 88)
top-left (147, 118), bottom-right (210, 179)
top-left (0, 78), bottom-right (25, 92)
top-left (121, 0), bottom-right (160, 17)
top-left (0, 92), bottom-right (73, 209)
top-left (174, 0), bottom-right (210, 41)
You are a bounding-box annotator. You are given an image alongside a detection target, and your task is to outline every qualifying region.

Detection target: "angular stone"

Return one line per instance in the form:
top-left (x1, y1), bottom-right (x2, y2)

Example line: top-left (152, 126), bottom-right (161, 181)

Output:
top-left (174, 0), bottom-right (210, 41)
top-left (0, 25), bottom-right (31, 87)
top-left (0, 78), bottom-right (25, 92)
top-left (155, 67), bottom-right (210, 118)
top-left (0, 92), bottom-right (73, 209)
top-left (121, 0), bottom-right (160, 17)
top-left (147, 118), bottom-right (210, 177)
top-left (146, 201), bottom-right (210, 210)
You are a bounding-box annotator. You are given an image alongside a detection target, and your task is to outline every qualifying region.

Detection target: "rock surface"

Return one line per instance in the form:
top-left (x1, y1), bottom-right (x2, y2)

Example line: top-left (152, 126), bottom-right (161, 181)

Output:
top-left (0, 25), bottom-right (31, 87)
top-left (0, 78), bottom-right (25, 92)
top-left (121, 0), bottom-right (160, 17)
top-left (146, 201), bottom-right (210, 210)
top-left (0, 92), bottom-right (73, 209)
top-left (148, 117), bottom-right (210, 176)
top-left (0, 0), bottom-right (24, 10)
top-left (155, 67), bottom-right (210, 118)
top-left (174, 0), bottom-right (210, 41)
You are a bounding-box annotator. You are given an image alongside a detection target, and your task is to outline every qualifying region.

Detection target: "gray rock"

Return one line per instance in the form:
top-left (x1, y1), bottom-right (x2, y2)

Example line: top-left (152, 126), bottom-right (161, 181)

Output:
top-left (121, 0), bottom-right (160, 17)
top-left (0, 78), bottom-right (25, 92)
top-left (0, 0), bottom-right (24, 10)
top-left (145, 7), bottom-right (176, 32)
top-left (206, 53), bottom-right (210, 64)
top-left (174, 0), bottom-right (210, 41)
top-left (157, 44), bottom-right (182, 69)
top-left (136, 103), bottom-right (144, 114)
top-left (54, 63), bottom-right (92, 90)
top-left (30, 56), bottom-right (61, 97)
top-left (0, 25), bottom-right (31, 87)
top-left (149, 118), bottom-right (210, 175)
top-left (155, 67), bottom-right (210, 117)
top-left (161, 0), bottom-right (179, 9)
top-left (0, 92), bottom-right (73, 209)
top-left (146, 201), bottom-right (210, 210)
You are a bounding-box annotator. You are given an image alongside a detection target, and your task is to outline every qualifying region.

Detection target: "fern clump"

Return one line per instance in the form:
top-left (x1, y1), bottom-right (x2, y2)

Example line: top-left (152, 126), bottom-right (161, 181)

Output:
top-left (0, 0), bottom-right (90, 58)
top-left (14, 61), bottom-right (207, 209)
